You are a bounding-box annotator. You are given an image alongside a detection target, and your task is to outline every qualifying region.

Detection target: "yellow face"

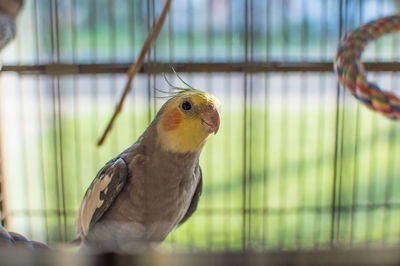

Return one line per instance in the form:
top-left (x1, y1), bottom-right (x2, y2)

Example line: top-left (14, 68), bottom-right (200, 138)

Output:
top-left (157, 91), bottom-right (221, 153)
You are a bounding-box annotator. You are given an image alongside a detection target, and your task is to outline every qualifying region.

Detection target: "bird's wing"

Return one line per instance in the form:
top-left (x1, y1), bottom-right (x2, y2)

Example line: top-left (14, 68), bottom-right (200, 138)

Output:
top-left (75, 157), bottom-right (128, 236)
top-left (178, 167), bottom-right (203, 226)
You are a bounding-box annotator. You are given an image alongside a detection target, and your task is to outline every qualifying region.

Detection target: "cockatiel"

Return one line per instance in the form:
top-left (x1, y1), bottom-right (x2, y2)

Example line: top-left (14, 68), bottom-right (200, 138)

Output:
top-left (75, 77), bottom-right (220, 253)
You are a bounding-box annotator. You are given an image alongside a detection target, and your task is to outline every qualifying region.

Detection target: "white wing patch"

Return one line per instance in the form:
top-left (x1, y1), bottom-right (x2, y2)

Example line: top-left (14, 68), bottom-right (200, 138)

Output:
top-left (76, 174), bottom-right (113, 236)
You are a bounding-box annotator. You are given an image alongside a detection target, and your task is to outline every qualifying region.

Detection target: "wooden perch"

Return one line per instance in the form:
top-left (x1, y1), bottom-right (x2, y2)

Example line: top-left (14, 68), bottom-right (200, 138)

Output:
top-left (97, 0), bottom-right (173, 146)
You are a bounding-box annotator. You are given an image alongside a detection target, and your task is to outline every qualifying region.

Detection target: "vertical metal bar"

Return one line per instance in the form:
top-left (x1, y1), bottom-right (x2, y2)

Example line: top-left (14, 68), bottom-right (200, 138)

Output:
top-left (151, 0), bottom-right (157, 118)
top-left (314, 0), bottom-right (328, 249)
top-left (365, 0), bottom-right (382, 245)
top-left (349, 0), bottom-right (362, 246)
top-left (247, 0), bottom-right (254, 248)
top-left (278, 0), bottom-right (289, 250)
top-left (165, 0), bottom-right (175, 248)
top-left (334, 0), bottom-right (349, 244)
top-left (34, 0), bottom-right (50, 244)
top-left (50, 80), bottom-right (63, 241)
top-left (333, 0), bottom-right (348, 245)
top-left (262, 0), bottom-right (271, 250)
top-left (224, 0), bottom-right (232, 250)
top-left (207, 0), bottom-right (213, 62)
top-left (183, 0), bottom-right (193, 250)
top-left (187, 0), bottom-right (193, 60)
top-left (89, 0), bottom-right (97, 62)
top-left (55, 77), bottom-right (68, 241)
top-left (128, 0), bottom-right (136, 57)
top-left (14, 1), bottom-right (34, 236)
top-left (168, 0), bottom-right (174, 62)
top-left (241, 0), bottom-right (248, 252)
top-left (48, 0), bottom-right (63, 241)
top-left (109, 0), bottom-right (119, 155)
top-left (382, 80), bottom-right (396, 242)
top-left (146, 0), bottom-right (152, 124)
top-left (108, 0), bottom-right (116, 63)
top-left (18, 76), bottom-right (34, 237)
top-left (127, 0), bottom-right (136, 140)
top-left (53, 0), bottom-right (68, 241)
top-left (366, 0), bottom-right (383, 245)
top-left (0, 74), bottom-right (7, 228)
top-left (331, 0), bottom-right (344, 248)
top-left (206, 0), bottom-right (214, 250)
top-left (278, 88), bottom-right (288, 249)
top-left (382, 3), bottom-right (398, 243)
top-left (296, 0), bottom-right (308, 249)
top-left (282, 0), bottom-right (289, 62)
top-left (89, 0), bottom-right (99, 168)
top-left (336, 0), bottom-right (351, 243)
top-left (55, 0), bottom-right (68, 241)
top-left (393, 1), bottom-right (400, 246)
top-left (365, 104), bottom-right (376, 243)
top-left (71, 0), bottom-right (83, 211)
top-left (335, 47), bottom-right (346, 245)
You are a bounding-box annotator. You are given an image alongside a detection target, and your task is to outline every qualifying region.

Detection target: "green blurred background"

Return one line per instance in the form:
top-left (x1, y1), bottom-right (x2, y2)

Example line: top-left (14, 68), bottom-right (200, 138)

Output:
top-left (1, 0), bottom-right (400, 251)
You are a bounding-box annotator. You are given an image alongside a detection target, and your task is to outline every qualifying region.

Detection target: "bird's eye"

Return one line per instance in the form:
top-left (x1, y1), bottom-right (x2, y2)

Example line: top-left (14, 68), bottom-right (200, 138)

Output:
top-left (181, 101), bottom-right (192, 111)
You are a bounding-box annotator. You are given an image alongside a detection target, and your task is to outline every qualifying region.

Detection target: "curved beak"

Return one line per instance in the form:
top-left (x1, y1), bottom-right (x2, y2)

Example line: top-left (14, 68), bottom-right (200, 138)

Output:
top-left (201, 107), bottom-right (220, 135)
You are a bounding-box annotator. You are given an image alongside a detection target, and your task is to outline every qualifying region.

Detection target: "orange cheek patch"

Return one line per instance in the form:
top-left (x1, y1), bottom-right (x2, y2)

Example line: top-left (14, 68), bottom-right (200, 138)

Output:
top-left (163, 108), bottom-right (182, 131)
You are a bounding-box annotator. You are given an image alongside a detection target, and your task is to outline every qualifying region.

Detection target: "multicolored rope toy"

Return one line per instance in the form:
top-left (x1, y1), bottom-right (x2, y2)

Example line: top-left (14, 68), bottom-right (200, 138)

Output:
top-left (0, 224), bottom-right (48, 249)
top-left (335, 14), bottom-right (400, 119)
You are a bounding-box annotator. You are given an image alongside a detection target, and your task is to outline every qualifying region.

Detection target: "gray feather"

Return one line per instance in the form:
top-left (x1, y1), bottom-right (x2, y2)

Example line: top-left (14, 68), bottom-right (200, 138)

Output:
top-left (76, 157), bottom-right (128, 236)
top-left (90, 158), bottom-right (128, 229)
top-left (178, 167), bottom-right (202, 226)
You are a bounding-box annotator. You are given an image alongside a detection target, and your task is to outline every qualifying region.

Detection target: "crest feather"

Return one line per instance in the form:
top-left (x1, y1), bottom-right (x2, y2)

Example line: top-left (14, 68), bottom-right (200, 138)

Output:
top-left (156, 68), bottom-right (200, 99)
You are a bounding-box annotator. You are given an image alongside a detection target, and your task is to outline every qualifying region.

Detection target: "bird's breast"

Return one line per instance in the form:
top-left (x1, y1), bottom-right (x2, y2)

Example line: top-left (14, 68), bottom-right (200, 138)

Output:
top-left (142, 170), bottom-right (199, 240)
top-left (102, 164), bottom-right (199, 242)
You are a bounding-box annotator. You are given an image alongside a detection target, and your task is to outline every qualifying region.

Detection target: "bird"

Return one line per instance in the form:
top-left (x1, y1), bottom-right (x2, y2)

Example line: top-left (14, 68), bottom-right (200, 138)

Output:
top-left (75, 74), bottom-right (220, 253)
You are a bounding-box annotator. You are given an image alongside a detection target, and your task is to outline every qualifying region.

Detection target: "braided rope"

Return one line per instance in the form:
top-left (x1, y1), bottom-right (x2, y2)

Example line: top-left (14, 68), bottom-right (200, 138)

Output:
top-left (335, 14), bottom-right (400, 120)
top-left (0, 224), bottom-right (48, 249)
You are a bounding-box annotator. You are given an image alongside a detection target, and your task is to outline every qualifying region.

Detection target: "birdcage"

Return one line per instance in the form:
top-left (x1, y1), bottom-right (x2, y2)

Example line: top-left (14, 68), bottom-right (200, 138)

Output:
top-left (0, 0), bottom-right (400, 263)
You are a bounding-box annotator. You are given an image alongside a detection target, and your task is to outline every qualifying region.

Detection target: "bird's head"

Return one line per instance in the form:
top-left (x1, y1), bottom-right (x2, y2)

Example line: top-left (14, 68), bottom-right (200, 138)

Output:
top-left (156, 80), bottom-right (220, 154)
